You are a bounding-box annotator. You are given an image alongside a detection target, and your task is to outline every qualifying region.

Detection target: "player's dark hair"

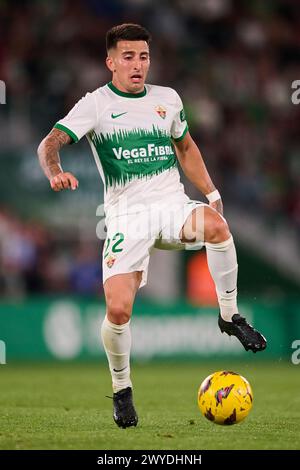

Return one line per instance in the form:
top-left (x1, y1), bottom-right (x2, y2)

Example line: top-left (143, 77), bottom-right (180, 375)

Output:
top-left (106, 23), bottom-right (151, 52)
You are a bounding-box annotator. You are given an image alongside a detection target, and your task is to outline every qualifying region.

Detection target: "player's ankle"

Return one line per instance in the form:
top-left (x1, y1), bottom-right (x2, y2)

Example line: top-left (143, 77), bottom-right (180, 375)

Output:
top-left (219, 307), bottom-right (237, 322)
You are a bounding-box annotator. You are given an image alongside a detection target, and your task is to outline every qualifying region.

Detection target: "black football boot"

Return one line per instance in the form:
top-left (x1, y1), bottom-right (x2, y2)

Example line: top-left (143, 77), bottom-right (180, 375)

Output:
top-left (113, 387), bottom-right (138, 429)
top-left (218, 313), bottom-right (267, 353)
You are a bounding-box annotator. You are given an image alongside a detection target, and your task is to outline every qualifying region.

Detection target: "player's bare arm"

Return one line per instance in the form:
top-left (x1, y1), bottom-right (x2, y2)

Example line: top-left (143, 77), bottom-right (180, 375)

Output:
top-left (37, 128), bottom-right (79, 192)
top-left (174, 131), bottom-right (223, 215)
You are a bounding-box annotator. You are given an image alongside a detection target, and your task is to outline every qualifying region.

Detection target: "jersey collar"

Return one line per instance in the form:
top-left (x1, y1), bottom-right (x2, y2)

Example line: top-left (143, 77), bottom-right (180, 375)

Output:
top-left (107, 81), bottom-right (147, 98)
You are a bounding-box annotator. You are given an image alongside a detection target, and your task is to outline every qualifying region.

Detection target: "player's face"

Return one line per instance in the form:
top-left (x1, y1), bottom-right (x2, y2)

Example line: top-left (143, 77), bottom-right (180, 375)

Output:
top-left (106, 40), bottom-right (150, 93)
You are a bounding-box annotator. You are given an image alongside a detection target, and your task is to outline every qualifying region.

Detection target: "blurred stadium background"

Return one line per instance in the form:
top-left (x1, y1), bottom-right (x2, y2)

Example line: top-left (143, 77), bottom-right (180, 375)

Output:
top-left (0, 0), bottom-right (300, 450)
top-left (1, 0), bottom-right (300, 360)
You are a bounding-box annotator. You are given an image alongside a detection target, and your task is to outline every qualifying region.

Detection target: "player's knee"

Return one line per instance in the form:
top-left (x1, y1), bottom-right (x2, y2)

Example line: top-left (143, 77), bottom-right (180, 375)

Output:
top-left (204, 210), bottom-right (230, 243)
top-left (106, 299), bottom-right (132, 325)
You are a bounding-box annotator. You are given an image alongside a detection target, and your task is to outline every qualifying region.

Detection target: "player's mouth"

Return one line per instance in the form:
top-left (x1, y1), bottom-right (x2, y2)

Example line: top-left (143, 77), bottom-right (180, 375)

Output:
top-left (130, 74), bottom-right (143, 83)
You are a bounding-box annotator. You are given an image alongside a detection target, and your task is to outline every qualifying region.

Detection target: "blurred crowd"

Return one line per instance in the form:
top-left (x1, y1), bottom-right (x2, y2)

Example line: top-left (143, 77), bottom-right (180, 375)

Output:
top-left (0, 208), bottom-right (103, 297)
top-left (1, 0), bottom-right (300, 296)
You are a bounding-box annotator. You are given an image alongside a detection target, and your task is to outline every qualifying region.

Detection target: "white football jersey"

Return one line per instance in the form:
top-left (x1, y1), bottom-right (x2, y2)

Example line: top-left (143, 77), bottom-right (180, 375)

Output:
top-left (55, 82), bottom-right (189, 217)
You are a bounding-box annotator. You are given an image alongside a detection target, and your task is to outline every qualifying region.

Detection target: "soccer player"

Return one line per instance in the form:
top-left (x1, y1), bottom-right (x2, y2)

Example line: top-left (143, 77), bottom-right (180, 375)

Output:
top-left (38, 24), bottom-right (267, 429)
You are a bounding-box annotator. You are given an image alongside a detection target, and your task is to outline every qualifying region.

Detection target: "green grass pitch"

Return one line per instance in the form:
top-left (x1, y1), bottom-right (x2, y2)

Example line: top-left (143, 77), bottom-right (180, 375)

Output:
top-left (0, 361), bottom-right (299, 450)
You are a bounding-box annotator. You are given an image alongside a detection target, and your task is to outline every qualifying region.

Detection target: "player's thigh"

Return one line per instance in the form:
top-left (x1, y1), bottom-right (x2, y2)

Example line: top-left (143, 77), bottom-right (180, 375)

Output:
top-left (159, 200), bottom-right (207, 245)
top-left (180, 204), bottom-right (207, 243)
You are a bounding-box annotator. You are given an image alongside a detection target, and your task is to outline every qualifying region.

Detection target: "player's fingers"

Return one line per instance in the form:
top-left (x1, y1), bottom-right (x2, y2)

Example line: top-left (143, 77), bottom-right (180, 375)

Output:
top-left (51, 183), bottom-right (61, 191)
top-left (50, 173), bottom-right (78, 191)
top-left (66, 174), bottom-right (79, 190)
top-left (60, 177), bottom-right (71, 189)
top-left (50, 176), bottom-right (63, 191)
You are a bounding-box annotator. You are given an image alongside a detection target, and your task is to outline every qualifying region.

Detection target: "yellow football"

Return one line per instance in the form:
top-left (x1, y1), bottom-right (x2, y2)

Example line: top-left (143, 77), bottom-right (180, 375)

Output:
top-left (198, 370), bottom-right (253, 425)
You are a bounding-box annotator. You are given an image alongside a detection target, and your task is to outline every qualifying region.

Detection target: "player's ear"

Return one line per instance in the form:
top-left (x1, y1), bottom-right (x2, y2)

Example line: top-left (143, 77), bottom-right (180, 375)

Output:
top-left (106, 56), bottom-right (115, 73)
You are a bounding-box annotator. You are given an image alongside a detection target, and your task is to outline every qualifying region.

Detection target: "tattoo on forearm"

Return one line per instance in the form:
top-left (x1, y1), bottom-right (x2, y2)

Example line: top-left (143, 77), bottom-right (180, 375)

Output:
top-left (38, 128), bottom-right (71, 179)
top-left (214, 199), bottom-right (224, 216)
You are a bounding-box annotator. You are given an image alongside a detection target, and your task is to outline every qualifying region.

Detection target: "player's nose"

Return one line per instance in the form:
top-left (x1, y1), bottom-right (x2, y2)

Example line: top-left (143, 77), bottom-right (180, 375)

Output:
top-left (132, 59), bottom-right (142, 70)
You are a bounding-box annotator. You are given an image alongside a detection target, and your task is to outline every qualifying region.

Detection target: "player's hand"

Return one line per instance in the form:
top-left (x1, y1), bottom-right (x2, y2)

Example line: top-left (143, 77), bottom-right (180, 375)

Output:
top-left (50, 172), bottom-right (79, 192)
top-left (210, 198), bottom-right (223, 216)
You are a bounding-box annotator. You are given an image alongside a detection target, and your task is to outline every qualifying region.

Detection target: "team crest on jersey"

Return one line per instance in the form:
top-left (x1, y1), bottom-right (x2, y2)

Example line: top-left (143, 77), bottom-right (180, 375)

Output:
top-left (106, 255), bottom-right (116, 268)
top-left (155, 105), bottom-right (167, 119)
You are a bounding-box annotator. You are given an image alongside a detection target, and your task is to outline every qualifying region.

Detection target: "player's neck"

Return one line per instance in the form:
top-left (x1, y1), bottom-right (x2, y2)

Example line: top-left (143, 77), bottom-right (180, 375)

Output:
top-left (111, 79), bottom-right (144, 95)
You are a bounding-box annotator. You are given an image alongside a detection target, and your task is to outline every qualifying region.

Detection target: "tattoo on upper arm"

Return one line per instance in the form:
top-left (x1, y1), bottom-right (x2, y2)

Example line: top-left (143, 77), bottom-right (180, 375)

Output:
top-left (38, 128), bottom-right (71, 179)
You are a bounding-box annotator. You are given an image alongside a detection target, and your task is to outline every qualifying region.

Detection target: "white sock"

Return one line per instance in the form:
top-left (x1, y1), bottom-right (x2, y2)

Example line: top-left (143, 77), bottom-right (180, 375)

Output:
top-left (101, 315), bottom-right (132, 393)
top-left (205, 235), bottom-right (238, 321)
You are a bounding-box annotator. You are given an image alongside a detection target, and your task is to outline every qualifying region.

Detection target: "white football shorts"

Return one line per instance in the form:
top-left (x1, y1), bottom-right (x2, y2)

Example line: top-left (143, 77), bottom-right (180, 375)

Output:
top-left (102, 197), bottom-right (208, 288)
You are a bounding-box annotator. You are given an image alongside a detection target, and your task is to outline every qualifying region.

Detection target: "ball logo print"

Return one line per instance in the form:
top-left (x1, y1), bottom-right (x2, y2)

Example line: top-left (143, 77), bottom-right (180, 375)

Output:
top-left (198, 371), bottom-right (253, 425)
top-left (215, 384), bottom-right (234, 405)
